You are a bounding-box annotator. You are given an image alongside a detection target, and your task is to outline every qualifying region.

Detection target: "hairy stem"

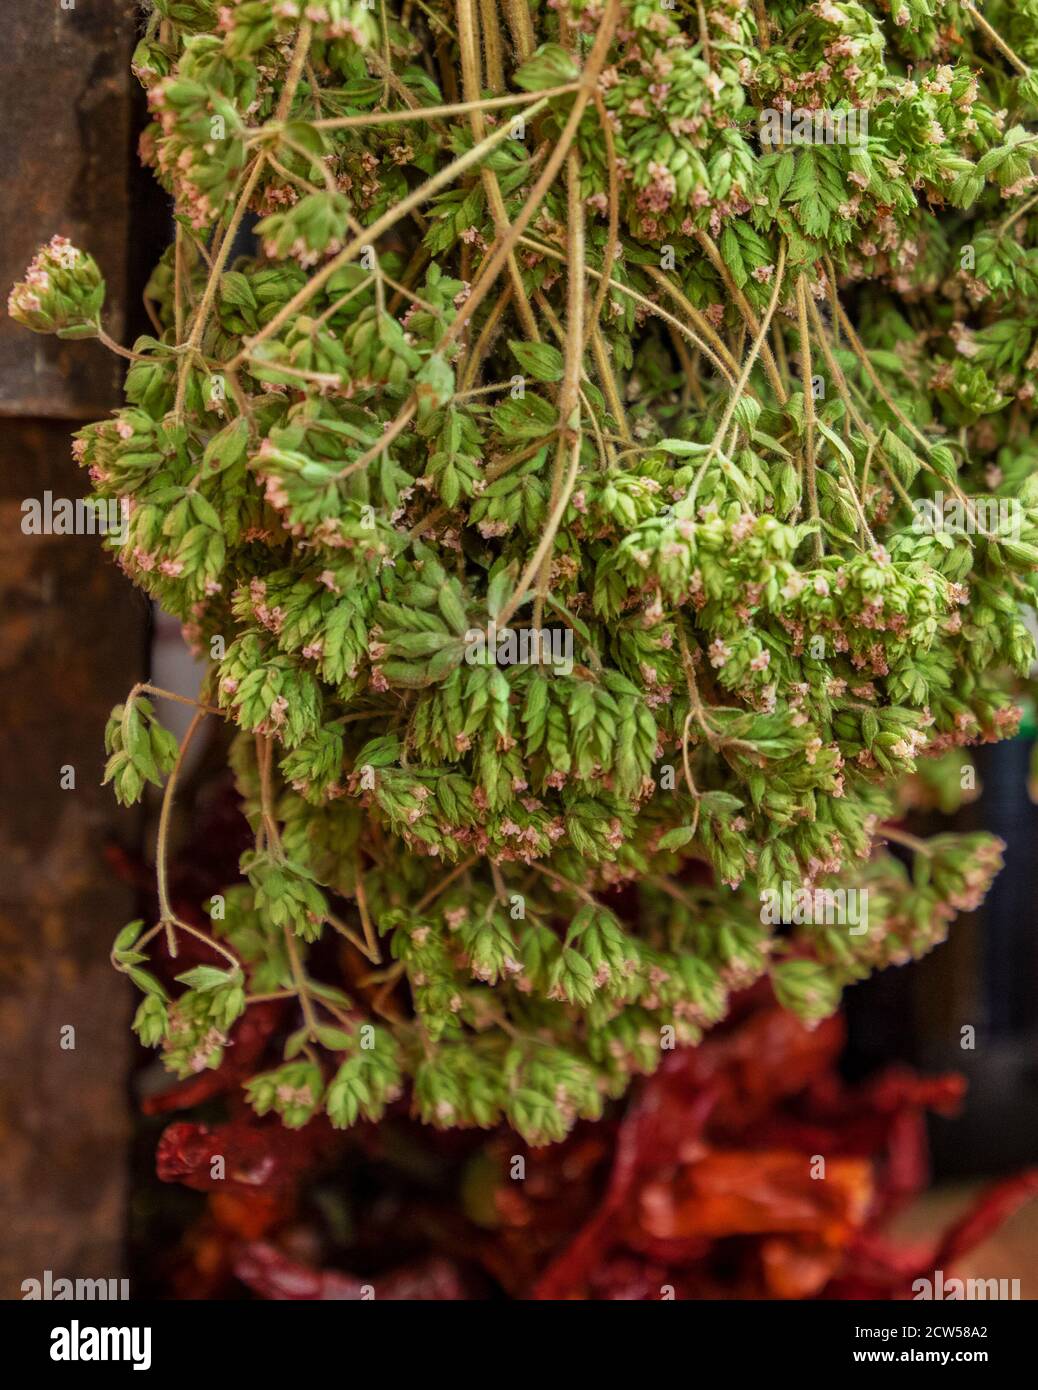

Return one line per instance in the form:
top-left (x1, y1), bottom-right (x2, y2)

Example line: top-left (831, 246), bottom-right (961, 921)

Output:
top-left (795, 272), bottom-right (823, 560)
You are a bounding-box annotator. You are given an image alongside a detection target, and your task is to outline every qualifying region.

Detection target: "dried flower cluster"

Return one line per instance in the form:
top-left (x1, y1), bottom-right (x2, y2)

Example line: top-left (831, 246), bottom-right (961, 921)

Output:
top-left (11, 0), bottom-right (1038, 1144)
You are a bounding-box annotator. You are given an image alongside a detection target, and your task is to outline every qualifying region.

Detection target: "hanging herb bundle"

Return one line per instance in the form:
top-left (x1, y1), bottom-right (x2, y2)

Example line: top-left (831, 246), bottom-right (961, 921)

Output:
top-left (12, 0), bottom-right (1038, 1146)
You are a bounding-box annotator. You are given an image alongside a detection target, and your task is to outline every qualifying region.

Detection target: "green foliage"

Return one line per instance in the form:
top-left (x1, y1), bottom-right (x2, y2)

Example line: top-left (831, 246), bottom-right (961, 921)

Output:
top-left (326, 1027), bottom-right (405, 1127)
top-left (103, 696), bottom-right (179, 805)
top-left (16, 0), bottom-right (1037, 1145)
top-left (246, 1060), bottom-right (324, 1128)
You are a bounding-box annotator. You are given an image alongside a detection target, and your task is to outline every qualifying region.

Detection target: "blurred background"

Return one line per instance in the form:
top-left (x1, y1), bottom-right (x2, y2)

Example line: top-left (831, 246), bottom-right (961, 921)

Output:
top-left (2, 0), bottom-right (1038, 1300)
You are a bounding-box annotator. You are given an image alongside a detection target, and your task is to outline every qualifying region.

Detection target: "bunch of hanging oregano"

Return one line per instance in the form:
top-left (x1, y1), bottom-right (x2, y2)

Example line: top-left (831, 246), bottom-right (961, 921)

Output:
top-left (11, 0), bottom-right (1038, 1144)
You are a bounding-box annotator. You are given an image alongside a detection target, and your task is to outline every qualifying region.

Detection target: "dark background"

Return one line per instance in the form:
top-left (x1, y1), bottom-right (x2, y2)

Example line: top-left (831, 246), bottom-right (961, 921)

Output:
top-left (0, 0), bottom-right (149, 1300)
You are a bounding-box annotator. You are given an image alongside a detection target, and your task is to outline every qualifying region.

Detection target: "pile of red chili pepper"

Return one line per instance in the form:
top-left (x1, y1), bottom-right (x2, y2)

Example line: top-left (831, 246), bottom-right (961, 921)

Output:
top-left (140, 980), bottom-right (1038, 1300)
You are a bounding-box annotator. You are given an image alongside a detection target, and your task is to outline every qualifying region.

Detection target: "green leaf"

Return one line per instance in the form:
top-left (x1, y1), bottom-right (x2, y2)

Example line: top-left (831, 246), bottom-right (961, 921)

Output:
top-left (415, 352), bottom-right (455, 420)
top-left (127, 967), bottom-right (169, 1000)
top-left (113, 919), bottom-right (145, 954)
top-left (660, 438), bottom-right (712, 456)
top-left (658, 825), bottom-right (696, 850)
top-left (698, 791), bottom-right (745, 817)
top-left (174, 965), bottom-right (242, 992)
top-left (282, 120), bottom-right (328, 156)
top-left (201, 416), bottom-right (249, 476)
top-left (513, 43), bottom-right (579, 92)
top-left (508, 339), bottom-right (564, 382)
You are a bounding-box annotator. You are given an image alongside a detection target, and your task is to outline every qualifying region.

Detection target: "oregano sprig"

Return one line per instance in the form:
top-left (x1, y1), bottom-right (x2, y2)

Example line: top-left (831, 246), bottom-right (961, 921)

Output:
top-left (13, 0), bottom-right (1036, 1145)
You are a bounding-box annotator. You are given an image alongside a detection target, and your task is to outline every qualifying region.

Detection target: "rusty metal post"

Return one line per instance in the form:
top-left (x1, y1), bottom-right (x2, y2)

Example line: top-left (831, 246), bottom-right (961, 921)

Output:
top-left (0, 0), bottom-right (147, 1297)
